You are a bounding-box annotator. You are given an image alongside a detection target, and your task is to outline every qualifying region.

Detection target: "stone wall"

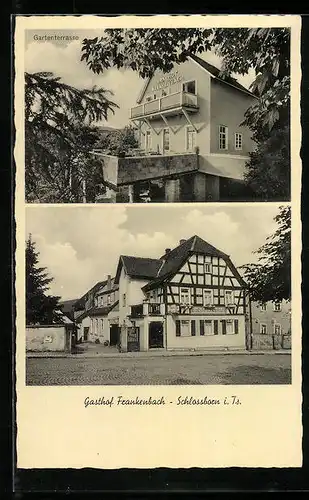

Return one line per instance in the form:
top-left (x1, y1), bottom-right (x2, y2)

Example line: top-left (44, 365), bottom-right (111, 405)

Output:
top-left (117, 153), bottom-right (199, 185)
top-left (250, 334), bottom-right (291, 350)
top-left (26, 325), bottom-right (70, 352)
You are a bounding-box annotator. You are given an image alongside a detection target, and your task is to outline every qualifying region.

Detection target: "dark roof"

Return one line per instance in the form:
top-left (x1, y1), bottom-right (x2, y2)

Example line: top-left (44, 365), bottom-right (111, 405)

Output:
top-left (158, 235), bottom-right (229, 279)
top-left (96, 277), bottom-right (119, 295)
top-left (143, 235), bottom-right (235, 291)
top-left (58, 299), bottom-right (79, 320)
top-left (87, 301), bottom-right (119, 318)
top-left (115, 255), bottom-right (162, 283)
top-left (189, 54), bottom-right (257, 97)
top-left (74, 280), bottom-right (108, 309)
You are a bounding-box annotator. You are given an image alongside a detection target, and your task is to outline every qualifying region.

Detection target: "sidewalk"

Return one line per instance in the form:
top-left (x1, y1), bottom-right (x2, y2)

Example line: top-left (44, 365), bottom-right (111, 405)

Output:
top-left (26, 348), bottom-right (291, 359)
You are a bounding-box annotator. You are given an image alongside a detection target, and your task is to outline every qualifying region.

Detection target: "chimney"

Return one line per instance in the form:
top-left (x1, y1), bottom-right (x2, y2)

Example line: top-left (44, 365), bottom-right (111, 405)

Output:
top-left (179, 239), bottom-right (186, 245)
top-left (165, 248), bottom-right (171, 255)
top-left (107, 274), bottom-right (112, 290)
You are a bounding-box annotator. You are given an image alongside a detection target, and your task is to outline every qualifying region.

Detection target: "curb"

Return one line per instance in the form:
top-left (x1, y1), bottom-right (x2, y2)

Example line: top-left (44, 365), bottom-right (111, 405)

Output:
top-left (26, 350), bottom-right (291, 360)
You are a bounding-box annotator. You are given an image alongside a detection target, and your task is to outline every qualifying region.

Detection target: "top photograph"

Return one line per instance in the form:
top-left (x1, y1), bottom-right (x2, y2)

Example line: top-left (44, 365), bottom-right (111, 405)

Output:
top-left (24, 27), bottom-right (291, 204)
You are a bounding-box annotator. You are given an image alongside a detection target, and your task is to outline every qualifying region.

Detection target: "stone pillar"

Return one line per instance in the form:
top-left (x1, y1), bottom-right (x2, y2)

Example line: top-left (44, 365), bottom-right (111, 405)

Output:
top-left (205, 174), bottom-right (220, 201)
top-left (120, 326), bottom-right (127, 352)
top-left (128, 184), bottom-right (134, 203)
top-left (140, 319), bottom-right (149, 352)
top-left (192, 172), bottom-right (207, 201)
top-left (165, 178), bottom-right (180, 202)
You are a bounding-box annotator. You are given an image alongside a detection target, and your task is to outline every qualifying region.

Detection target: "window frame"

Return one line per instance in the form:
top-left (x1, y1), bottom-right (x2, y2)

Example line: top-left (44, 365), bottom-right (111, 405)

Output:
top-left (182, 79), bottom-right (197, 95)
top-left (180, 319), bottom-right (191, 337)
top-left (203, 289), bottom-right (214, 307)
top-left (273, 302), bottom-right (282, 312)
top-left (145, 129), bottom-right (152, 151)
top-left (185, 125), bottom-right (197, 152)
top-left (219, 125), bottom-right (228, 150)
top-left (225, 290), bottom-right (235, 306)
top-left (204, 263), bottom-right (212, 274)
top-left (274, 323), bottom-right (282, 335)
top-left (260, 303), bottom-right (267, 312)
top-left (260, 323), bottom-right (267, 334)
top-left (234, 132), bottom-right (243, 150)
top-left (226, 319), bottom-right (235, 335)
top-left (180, 287), bottom-right (191, 305)
top-left (162, 127), bottom-right (170, 152)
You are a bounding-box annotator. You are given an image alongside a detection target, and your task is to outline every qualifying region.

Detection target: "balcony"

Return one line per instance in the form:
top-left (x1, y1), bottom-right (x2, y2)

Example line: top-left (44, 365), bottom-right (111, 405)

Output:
top-left (130, 304), bottom-right (144, 318)
top-left (148, 303), bottom-right (162, 315)
top-left (130, 91), bottom-right (199, 120)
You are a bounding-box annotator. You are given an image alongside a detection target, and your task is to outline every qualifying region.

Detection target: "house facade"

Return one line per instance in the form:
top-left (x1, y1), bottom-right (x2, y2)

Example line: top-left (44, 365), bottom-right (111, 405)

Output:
top-left (114, 236), bottom-right (250, 352)
top-left (251, 300), bottom-right (291, 336)
top-left (75, 276), bottom-right (120, 346)
top-left (95, 55), bottom-right (257, 203)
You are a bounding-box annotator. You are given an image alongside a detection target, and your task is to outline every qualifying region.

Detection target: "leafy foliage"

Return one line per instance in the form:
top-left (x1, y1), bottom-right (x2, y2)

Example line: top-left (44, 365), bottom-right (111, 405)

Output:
top-left (25, 72), bottom-right (118, 202)
top-left (81, 28), bottom-right (290, 133)
top-left (240, 206), bottom-right (291, 302)
top-left (244, 126), bottom-right (290, 201)
top-left (26, 235), bottom-right (60, 325)
top-left (95, 125), bottom-right (138, 156)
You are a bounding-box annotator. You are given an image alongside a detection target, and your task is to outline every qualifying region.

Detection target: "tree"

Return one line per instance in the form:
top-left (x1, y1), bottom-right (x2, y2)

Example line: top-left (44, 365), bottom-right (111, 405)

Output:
top-left (26, 235), bottom-right (60, 324)
top-left (81, 28), bottom-right (290, 198)
top-left (240, 206), bottom-right (291, 303)
top-left (25, 72), bottom-right (118, 202)
top-left (95, 125), bottom-right (138, 156)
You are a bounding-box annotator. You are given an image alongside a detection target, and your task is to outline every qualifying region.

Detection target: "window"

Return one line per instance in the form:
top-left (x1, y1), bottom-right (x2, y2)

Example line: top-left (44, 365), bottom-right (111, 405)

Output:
top-left (123, 293), bottom-right (126, 307)
top-left (186, 126), bottom-right (196, 152)
top-left (100, 319), bottom-right (104, 334)
top-left (204, 320), bottom-right (213, 335)
top-left (219, 125), bottom-right (228, 150)
top-left (226, 319), bottom-right (235, 335)
top-left (204, 263), bottom-right (212, 274)
top-left (260, 323), bottom-right (267, 334)
top-left (203, 289), bottom-right (213, 307)
top-left (179, 319), bottom-right (191, 336)
top-left (273, 302), bottom-right (282, 312)
top-left (274, 323), bottom-right (281, 335)
top-left (180, 287), bottom-right (191, 305)
top-left (225, 290), bottom-right (235, 306)
top-left (260, 303), bottom-right (267, 312)
top-left (145, 129), bottom-right (152, 151)
top-left (162, 128), bottom-right (170, 152)
top-left (235, 133), bottom-right (243, 150)
top-left (107, 294), bottom-right (111, 305)
top-left (183, 80), bottom-right (196, 94)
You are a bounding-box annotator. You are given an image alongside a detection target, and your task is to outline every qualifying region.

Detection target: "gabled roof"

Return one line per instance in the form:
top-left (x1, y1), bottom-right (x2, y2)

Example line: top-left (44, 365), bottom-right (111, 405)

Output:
top-left (143, 235), bottom-right (246, 291)
top-left (157, 235), bottom-right (229, 280)
top-left (81, 301), bottom-right (119, 319)
top-left (96, 277), bottom-right (119, 295)
top-left (189, 54), bottom-right (257, 97)
top-left (74, 280), bottom-right (108, 310)
top-left (114, 255), bottom-right (162, 284)
top-left (136, 54), bottom-right (257, 104)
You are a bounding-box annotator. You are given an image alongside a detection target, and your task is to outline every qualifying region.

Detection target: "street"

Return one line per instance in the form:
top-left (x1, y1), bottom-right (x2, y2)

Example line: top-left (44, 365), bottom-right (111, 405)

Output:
top-left (26, 353), bottom-right (291, 385)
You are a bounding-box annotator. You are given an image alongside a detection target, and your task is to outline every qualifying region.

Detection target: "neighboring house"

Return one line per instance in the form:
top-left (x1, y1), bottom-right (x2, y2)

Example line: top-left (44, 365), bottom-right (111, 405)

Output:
top-left (251, 300), bottom-right (291, 336)
top-left (95, 55), bottom-right (257, 203)
top-left (75, 276), bottom-right (120, 345)
top-left (114, 235), bottom-right (250, 352)
top-left (87, 276), bottom-right (120, 345)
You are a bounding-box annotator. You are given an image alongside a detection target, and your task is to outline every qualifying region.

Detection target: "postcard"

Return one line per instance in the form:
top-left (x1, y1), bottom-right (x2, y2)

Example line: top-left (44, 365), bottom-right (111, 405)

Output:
top-left (14, 14), bottom-right (302, 469)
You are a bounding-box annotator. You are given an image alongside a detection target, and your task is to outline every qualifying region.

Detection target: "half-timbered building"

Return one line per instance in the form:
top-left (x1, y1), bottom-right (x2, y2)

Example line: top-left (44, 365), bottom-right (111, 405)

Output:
top-left (114, 235), bottom-right (249, 352)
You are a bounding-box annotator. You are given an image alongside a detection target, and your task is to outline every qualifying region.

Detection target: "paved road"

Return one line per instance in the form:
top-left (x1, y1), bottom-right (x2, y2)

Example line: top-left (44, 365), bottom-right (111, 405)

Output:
top-left (26, 354), bottom-right (291, 386)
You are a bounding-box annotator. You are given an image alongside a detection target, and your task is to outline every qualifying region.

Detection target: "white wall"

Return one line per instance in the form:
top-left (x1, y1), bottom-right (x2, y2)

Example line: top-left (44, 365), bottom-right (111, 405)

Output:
top-left (166, 315), bottom-right (245, 350)
top-left (118, 267), bottom-right (149, 325)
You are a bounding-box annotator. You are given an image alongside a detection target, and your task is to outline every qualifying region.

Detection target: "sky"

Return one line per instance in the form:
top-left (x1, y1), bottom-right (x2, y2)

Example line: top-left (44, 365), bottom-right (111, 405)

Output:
top-left (25, 29), bottom-right (255, 129)
top-left (25, 205), bottom-right (280, 301)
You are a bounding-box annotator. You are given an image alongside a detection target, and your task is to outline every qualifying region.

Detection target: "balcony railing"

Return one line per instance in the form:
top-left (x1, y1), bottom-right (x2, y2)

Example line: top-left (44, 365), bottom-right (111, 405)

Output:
top-left (130, 91), bottom-right (198, 119)
top-left (130, 304), bottom-right (144, 318)
top-left (148, 303), bottom-right (161, 315)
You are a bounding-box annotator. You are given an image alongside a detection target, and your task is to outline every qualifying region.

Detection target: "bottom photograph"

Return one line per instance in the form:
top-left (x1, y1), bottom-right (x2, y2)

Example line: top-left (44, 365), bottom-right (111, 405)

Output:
top-left (24, 204), bottom-right (291, 386)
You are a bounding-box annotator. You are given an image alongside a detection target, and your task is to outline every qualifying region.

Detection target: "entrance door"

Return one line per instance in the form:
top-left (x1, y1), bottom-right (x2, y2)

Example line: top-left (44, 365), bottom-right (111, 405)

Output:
top-left (83, 327), bottom-right (89, 341)
top-left (110, 324), bottom-right (120, 346)
top-left (149, 322), bottom-right (164, 348)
